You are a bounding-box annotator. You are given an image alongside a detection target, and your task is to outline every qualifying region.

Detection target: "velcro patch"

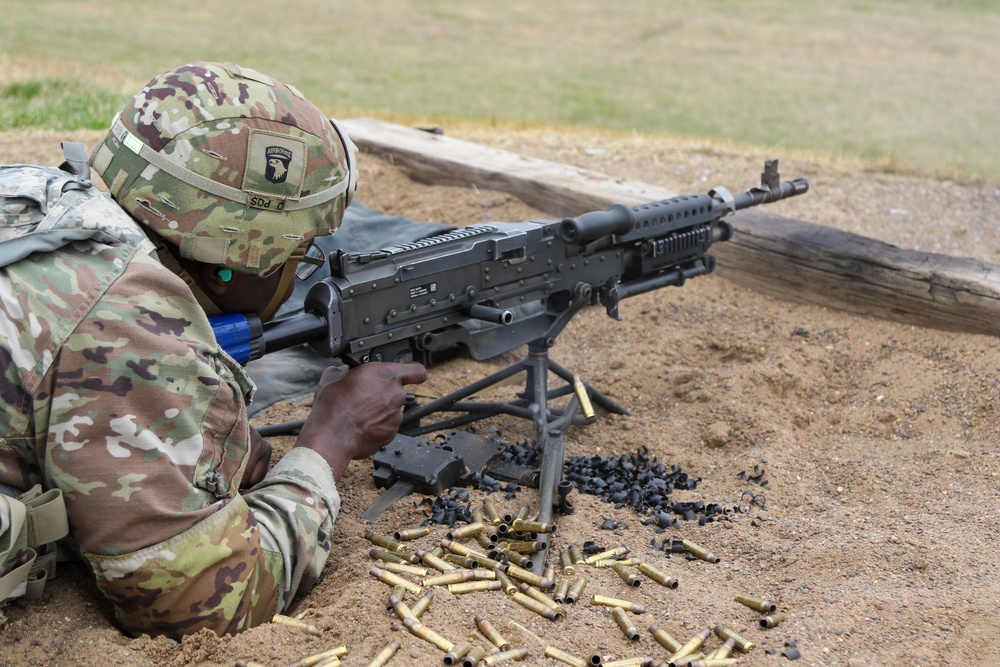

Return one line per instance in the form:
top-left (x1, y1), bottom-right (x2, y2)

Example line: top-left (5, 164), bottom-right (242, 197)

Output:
top-left (243, 130), bottom-right (306, 202)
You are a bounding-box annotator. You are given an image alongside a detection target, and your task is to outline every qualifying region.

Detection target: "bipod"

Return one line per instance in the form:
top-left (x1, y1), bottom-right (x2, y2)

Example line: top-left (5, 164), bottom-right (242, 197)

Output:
top-left (400, 340), bottom-right (628, 437)
top-left (400, 340), bottom-right (629, 574)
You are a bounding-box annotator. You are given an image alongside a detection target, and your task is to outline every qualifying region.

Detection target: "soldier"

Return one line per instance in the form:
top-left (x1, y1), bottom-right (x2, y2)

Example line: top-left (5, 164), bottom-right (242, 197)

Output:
top-left (0, 62), bottom-right (426, 637)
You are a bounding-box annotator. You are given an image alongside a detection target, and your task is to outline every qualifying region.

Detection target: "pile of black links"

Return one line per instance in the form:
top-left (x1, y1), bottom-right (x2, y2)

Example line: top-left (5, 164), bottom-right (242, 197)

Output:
top-left (420, 433), bottom-right (732, 529)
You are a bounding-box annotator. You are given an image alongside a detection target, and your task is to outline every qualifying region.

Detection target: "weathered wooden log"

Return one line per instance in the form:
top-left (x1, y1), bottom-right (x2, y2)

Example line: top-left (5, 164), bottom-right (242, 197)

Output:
top-left (340, 118), bottom-right (1000, 337)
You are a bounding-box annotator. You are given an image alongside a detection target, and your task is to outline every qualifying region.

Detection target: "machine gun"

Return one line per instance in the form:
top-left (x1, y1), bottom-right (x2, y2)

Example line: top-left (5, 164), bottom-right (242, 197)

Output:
top-left (212, 160), bottom-right (808, 568)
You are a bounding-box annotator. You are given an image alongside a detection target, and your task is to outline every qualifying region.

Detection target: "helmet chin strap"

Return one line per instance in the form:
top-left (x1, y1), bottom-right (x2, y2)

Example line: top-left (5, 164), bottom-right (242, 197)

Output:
top-left (259, 259), bottom-right (298, 323)
top-left (148, 233), bottom-right (225, 317)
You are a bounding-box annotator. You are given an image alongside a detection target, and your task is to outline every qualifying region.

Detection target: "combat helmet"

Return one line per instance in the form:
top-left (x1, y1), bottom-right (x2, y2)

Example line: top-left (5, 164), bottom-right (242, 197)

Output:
top-left (90, 61), bottom-right (357, 316)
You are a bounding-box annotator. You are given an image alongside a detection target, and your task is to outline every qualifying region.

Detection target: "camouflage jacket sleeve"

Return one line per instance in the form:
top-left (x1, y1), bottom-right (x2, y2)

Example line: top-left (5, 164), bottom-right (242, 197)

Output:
top-left (3, 242), bottom-right (338, 638)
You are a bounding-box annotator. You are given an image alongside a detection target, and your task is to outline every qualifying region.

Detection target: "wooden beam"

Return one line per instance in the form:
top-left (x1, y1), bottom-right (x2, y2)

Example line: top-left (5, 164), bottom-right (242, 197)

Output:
top-left (341, 118), bottom-right (1000, 337)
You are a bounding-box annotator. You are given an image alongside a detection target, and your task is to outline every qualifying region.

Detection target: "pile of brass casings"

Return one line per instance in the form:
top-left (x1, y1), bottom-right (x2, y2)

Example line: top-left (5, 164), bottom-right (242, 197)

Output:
top-left (343, 499), bottom-right (777, 667)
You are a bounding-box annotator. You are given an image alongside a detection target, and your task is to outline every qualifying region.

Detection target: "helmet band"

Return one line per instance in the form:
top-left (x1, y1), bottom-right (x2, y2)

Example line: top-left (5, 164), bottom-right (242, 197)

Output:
top-left (98, 115), bottom-right (351, 212)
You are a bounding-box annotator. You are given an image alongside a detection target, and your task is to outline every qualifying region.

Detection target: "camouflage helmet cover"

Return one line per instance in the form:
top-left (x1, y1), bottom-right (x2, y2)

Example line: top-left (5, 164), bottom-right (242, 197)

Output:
top-left (90, 62), bottom-right (357, 275)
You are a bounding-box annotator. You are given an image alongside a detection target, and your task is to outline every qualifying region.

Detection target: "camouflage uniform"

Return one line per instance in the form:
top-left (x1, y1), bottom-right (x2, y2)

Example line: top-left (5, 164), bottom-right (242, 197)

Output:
top-left (0, 62), bottom-right (353, 639)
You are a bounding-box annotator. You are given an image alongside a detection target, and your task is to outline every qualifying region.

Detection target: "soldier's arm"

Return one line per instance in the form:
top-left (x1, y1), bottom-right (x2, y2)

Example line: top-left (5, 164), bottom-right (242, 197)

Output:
top-left (47, 255), bottom-right (336, 638)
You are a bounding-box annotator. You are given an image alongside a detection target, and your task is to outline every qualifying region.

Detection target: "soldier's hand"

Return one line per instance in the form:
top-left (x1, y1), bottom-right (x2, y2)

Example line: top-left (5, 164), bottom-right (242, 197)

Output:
top-left (296, 362), bottom-right (428, 480)
top-left (239, 428), bottom-right (273, 490)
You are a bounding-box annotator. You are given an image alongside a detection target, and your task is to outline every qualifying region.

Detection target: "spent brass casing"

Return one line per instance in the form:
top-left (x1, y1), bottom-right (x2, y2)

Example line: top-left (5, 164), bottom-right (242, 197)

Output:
top-left (611, 562), bottom-right (642, 588)
top-left (503, 549), bottom-right (533, 569)
top-left (515, 506), bottom-right (531, 522)
top-left (544, 565), bottom-right (556, 583)
top-left (593, 594), bottom-right (646, 614)
top-left (394, 526), bottom-right (430, 541)
top-left (681, 540), bottom-right (720, 564)
top-left (667, 628), bottom-right (712, 662)
top-left (505, 539), bottom-right (546, 554)
top-left (496, 568), bottom-right (517, 596)
top-left (447, 521), bottom-right (485, 540)
top-left (544, 645), bottom-right (587, 667)
top-left (423, 568), bottom-right (493, 587)
top-left (389, 595), bottom-right (418, 623)
top-left (480, 647), bottom-right (531, 664)
top-left (511, 519), bottom-right (555, 535)
top-left (476, 531), bottom-right (496, 550)
top-left (379, 560), bottom-right (428, 577)
top-left (612, 607), bottom-right (640, 642)
top-left (594, 557), bottom-right (638, 568)
top-left (368, 548), bottom-right (409, 566)
top-left (365, 530), bottom-right (407, 553)
top-left (568, 545), bottom-right (585, 565)
top-left (483, 500), bottom-right (502, 525)
top-left (441, 540), bottom-right (498, 569)
top-left (448, 580), bottom-right (502, 594)
top-left (417, 550), bottom-right (456, 573)
top-left (388, 584), bottom-right (406, 603)
top-left (289, 645), bottom-right (349, 667)
top-left (468, 629), bottom-right (492, 648)
top-left (554, 578), bottom-right (570, 603)
top-left (369, 564), bottom-right (422, 595)
top-left (364, 639), bottom-right (400, 667)
top-left (669, 654), bottom-right (705, 667)
top-left (475, 614), bottom-right (511, 651)
top-left (402, 617), bottom-right (454, 652)
top-left (512, 591), bottom-right (562, 620)
top-left (463, 645), bottom-right (487, 667)
top-left (443, 554), bottom-right (480, 570)
top-left (648, 625), bottom-right (683, 653)
top-left (565, 576), bottom-right (587, 604)
top-left (734, 594), bottom-right (777, 613)
top-left (759, 612), bottom-right (787, 629)
top-left (637, 562), bottom-right (678, 589)
top-left (585, 546), bottom-right (630, 565)
top-left (688, 660), bottom-right (739, 667)
top-left (443, 642), bottom-right (472, 666)
top-left (559, 550), bottom-right (576, 575)
top-left (505, 563), bottom-right (556, 591)
top-left (601, 659), bottom-right (647, 667)
top-left (518, 582), bottom-right (561, 610)
top-left (272, 614), bottom-right (322, 637)
top-left (711, 623), bottom-right (755, 653)
top-left (441, 538), bottom-right (485, 560)
top-left (572, 374), bottom-right (596, 420)
top-left (707, 637), bottom-right (737, 660)
top-left (410, 590), bottom-right (433, 618)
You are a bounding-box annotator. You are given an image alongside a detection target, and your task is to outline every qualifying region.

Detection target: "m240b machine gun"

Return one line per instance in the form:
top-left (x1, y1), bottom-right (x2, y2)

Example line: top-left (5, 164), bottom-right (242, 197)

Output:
top-left (212, 160), bottom-right (808, 568)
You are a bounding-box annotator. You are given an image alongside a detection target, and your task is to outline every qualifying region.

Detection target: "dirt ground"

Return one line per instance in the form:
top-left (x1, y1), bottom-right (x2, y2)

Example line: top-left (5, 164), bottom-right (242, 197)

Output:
top-left (1, 126), bottom-right (998, 667)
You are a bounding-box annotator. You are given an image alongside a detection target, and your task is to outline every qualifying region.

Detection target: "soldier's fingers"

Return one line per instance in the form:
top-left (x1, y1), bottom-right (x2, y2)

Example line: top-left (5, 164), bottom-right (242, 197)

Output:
top-left (393, 362), bottom-right (428, 386)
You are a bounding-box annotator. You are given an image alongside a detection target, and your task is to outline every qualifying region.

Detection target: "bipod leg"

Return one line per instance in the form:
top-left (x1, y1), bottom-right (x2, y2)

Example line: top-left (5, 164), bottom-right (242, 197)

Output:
top-left (523, 343), bottom-right (555, 438)
top-left (400, 357), bottom-right (531, 434)
top-left (529, 397), bottom-right (578, 575)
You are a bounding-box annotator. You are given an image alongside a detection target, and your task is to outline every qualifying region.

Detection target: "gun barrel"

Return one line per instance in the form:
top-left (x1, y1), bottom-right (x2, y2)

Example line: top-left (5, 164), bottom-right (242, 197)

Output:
top-left (559, 203), bottom-right (635, 244)
top-left (733, 177), bottom-right (809, 210)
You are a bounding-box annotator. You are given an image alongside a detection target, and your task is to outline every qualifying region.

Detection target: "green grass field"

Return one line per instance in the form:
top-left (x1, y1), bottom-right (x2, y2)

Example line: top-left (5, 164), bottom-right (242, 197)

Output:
top-left (2, 0), bottom-right (999, 182)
